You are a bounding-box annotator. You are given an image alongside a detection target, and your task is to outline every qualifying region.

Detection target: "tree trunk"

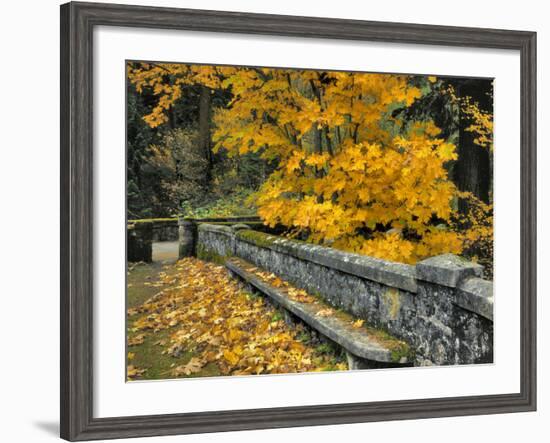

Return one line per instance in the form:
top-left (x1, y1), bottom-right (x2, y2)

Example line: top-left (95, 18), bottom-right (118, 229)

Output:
top-left (323, 126), bottom-right (334, 156)
top-left (452, 80), bottom-right (492, 213)
top-left (309, 80), bottom-right (323, 154)
top-left (168, 106), bottom-right (176, 130)
top-left (199, 84), bottom-right (213, 183)
top-left (312, 127), bottom-right (323, 154)
top-left (454, 124), bottom-right (491, 210)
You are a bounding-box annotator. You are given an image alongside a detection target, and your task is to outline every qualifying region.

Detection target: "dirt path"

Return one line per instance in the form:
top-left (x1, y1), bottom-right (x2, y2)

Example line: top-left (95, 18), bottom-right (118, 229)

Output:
top-left (152, 240), bottom-right (179, 263)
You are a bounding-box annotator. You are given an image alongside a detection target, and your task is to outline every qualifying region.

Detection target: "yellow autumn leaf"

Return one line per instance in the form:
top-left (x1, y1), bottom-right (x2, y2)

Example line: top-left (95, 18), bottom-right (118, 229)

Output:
top-left (172, 357), bottom-right (204, 376)
top-left (223, 349), bottom-right (240, 366)
top-left (316, 308), bottom-right (334, 317)
top-left (127, 365), bottom-right (146, 380)
top-left (128, 258), bottom-right (349, 377)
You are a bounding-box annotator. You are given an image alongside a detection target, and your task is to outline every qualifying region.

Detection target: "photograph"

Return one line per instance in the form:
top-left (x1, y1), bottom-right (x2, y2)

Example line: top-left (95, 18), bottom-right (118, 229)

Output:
top-left (125, 61), bottom-right (494, 380)
top-left (0, 0), bottom-right (543, 441)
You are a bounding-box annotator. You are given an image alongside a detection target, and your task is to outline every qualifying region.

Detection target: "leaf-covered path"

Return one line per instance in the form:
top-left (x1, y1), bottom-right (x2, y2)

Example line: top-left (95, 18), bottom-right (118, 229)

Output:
top-left (127, 258), bottom-right (347, 380)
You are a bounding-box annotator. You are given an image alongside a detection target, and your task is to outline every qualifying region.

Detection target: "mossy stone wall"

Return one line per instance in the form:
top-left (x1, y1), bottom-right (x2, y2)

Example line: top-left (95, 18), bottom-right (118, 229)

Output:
top-left (196, 224), bottom-right (494, 366)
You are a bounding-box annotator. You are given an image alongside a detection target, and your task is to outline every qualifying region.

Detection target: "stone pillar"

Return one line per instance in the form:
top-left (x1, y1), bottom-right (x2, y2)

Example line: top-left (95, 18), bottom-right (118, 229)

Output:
top-left (416, 253), bottom-right (484, 289)
top-left (127, 222), bottom-right (153, 263)
top-left (178, 217), bottom-right (197, 258)
top-left (415, 253), bottom-right (490, 365)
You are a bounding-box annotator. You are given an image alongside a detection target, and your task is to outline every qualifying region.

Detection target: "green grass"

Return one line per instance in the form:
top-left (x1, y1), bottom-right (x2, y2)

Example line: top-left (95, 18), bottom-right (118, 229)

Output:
top-left (127, 324), bottom-right (221, 380)
top-left (127, 262), bottom-right (165, 308)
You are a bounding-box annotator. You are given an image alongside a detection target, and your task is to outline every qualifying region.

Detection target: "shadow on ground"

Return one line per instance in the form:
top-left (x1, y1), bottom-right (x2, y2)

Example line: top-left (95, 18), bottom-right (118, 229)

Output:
top-left (33, 421), bottom-right (59, 437)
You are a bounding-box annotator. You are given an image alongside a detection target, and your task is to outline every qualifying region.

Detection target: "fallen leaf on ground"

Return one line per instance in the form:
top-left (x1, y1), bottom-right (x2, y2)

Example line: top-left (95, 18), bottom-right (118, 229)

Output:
top-left (128, 334), bottom-right (146, 346)
top-left (129, 257), bottom-right (348, 377)
top-left (316, 308), bottom-right (334, 317)
top-left (172, 357), bottom-right (205, 376)
top-left (127, 365), bottom-right (146, 380)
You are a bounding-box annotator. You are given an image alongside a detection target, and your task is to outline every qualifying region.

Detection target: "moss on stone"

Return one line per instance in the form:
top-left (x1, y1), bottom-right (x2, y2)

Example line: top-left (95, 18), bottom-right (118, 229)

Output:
top-left (306, 289), bottom-right (324, 302)
top-left (237, 229), bottom-right (280, 249)
top-left (196, 244), bottom-right (229, 265)
top-left (382, 288), bottom-right (401, 321)
top-left (129, 217), bottom-right (178, 224)
top-left (366, 327), bottom-right (413, 363)
top-left (323, 302), bottom-right (412, 363)
top-left (390, 344), bottom-right (414, 363)
top-left (197, 221), bottom-right (265, 227)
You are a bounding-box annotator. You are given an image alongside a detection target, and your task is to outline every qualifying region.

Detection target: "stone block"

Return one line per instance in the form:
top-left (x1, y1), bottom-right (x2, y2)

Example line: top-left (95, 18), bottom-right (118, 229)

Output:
top-left (178, 218), bottom-right (197, 258)
top-left (127, 222), bottom-right (153, 262)
top-left (455, 277), bottom-right (494, 320)
top-left (237, 229), bottom-right (418, 293)
top-left (416, 254), bottom-right (483, 288)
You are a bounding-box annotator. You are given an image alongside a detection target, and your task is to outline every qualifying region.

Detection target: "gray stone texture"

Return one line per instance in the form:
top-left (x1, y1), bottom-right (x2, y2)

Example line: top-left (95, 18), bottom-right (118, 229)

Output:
top-left (416, 253), bottom-right (484, 288)
top-left (178, 219), bottom-right (197, 258)
top-left (238, 232), bottom-right (417, 292)
top-left (127, 222), bottom-right (153, 263)
top-left (152, 220), bottom-right (179, 241)
top-left (197, 223), bottom-right (235, 259)
top-left (455, 277), bottom-right (494, 321)
top-left (196, 225), bottom-right (494, 366)
top-left (227, 258), bottom-right (409, 364)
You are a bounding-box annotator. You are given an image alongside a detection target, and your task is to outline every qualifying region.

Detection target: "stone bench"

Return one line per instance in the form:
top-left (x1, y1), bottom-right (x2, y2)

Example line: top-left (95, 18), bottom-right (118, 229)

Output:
top-left (225, 257), bottom-right (412, 369)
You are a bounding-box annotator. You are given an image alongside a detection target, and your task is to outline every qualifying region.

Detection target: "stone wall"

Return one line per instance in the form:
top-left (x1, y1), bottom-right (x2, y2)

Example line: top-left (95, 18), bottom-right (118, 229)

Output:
top-left (152, 219), bottom-right (178, 241)
top-left (195, 223), bottom-right (494, 367)
top-left (127, 222), bottom-right (153, 262)
top-left (178, 216), bottom-right (264, 259)
top-left (129, 219), bottom-right (179, 241)
top-left (126, 216), bottom-right (262, 263)
top-left (196, 224), bottom-right (236, 261)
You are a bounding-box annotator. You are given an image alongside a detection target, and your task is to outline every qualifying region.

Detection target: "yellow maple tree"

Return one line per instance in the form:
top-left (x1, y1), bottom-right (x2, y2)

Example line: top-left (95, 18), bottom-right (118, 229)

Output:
top-left (213, 68), bottom-right (464, 263)
top-left (129, 63), bottom-right (493, 265)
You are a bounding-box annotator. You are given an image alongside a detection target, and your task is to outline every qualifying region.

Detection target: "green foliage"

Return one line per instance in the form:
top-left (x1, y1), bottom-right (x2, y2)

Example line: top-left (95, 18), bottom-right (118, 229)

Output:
top-left (314, 343), bottom-right (334, 355)
top-left (149, 128), bottom-right (209, 211)
top-left (127, 83), bottom-right (161, 219)
top-left (127, 62), bottom-right (266, 219)
top-left (140, 128), bottom-right (263, 219)
top-left (180, 187), bottom-right (257, 218)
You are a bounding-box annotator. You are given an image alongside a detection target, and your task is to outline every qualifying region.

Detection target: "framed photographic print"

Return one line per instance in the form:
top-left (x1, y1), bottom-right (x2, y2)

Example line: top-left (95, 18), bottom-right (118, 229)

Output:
top-left (60, 1), bottom-right (537, 441)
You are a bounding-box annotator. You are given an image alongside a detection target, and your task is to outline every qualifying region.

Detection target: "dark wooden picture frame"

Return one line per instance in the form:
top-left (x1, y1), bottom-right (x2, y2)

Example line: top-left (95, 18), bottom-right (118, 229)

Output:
top-left (60, 2), bottom-right (537, 441)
